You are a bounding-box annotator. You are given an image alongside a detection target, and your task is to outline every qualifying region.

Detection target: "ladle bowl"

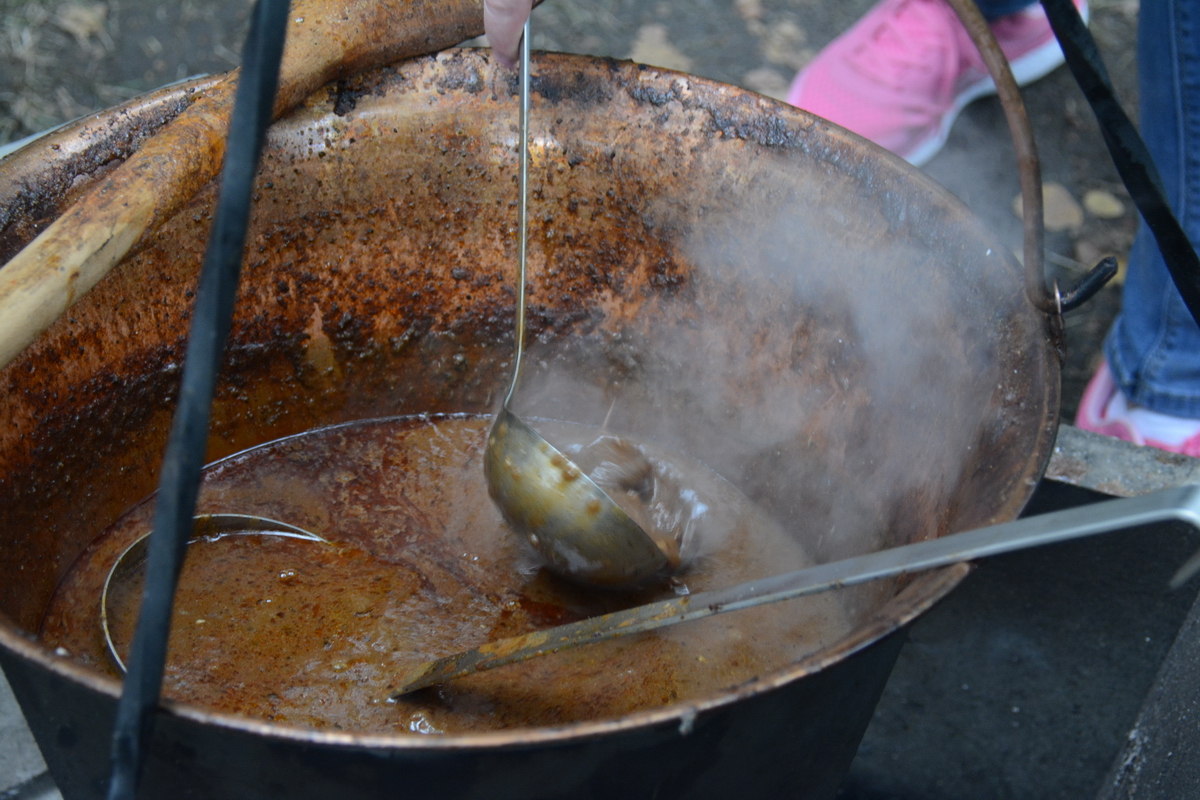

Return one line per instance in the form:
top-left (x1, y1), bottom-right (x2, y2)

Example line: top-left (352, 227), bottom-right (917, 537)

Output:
top-left (99, 514), bottom-right (329, 672)
top-left (484, 406), bottom-right (671, 586)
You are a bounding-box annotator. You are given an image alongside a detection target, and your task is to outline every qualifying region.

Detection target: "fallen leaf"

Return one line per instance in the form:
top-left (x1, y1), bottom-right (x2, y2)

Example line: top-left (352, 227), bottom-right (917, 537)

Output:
top-left (735, 0), bottom-right (764, 22)
top-left (628, 24), bottom-right (693, 73)
top-left (55, 2), bottom-right (108, 44)
top-left (743, 68), bottom-right (789, 101)
top-left (1083, 189), bottom-right (1125, 219)
top-left (762, 19), bottom-right (810, 71)
top-left (1013, 182), bottom-right (1084, 232)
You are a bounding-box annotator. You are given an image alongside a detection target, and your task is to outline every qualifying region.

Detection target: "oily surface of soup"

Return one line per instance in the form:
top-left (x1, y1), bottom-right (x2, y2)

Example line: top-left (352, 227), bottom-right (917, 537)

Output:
top-left (41, 414), bottom-right (851, 734)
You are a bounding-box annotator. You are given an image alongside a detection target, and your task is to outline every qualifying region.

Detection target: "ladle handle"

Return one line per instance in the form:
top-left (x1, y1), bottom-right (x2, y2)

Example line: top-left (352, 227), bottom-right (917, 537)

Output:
top-left (390, 485), bottom-right (1200, 695)
top-left (502, 18), bottom-right (532, 408)
top-left (943, 0), bottom-right (1050, 314)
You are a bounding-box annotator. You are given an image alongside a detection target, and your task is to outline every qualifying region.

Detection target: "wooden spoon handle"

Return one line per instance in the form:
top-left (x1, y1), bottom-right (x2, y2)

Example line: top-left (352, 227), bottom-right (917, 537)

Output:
top-left (0, 0), bottom-right (490, 371)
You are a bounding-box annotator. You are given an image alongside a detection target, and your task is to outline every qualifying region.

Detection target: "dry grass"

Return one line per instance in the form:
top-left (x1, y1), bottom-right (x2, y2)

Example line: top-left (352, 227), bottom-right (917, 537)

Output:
top-left (2, 1), bottom-right (115, 141)
top-left (0, 0), bottom-right (251, 146)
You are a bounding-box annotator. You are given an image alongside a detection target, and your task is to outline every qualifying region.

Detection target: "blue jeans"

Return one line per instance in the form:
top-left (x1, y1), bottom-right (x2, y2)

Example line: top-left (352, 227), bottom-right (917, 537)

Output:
top-left (976, 0), bottom-right (1040, 20)
top-left (1103, 0), bottom-right (1200, 418)
top-left (973, 0), bottom-right (1200, 417)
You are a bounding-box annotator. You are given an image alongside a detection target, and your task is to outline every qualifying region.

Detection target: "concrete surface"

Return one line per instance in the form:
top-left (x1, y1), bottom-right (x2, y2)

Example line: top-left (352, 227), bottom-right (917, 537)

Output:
top-left (0, 669), bottom-right (56, 799)
top-left (1047, 425), bottom-right (1200, 498)
top-left (1096, 583), bottom-right (1200, 799)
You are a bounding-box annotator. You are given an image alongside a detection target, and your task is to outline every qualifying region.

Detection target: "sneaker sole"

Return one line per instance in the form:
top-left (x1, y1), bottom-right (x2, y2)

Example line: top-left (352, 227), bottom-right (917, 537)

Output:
top-left (905, 0), bottom-right (1089, 167)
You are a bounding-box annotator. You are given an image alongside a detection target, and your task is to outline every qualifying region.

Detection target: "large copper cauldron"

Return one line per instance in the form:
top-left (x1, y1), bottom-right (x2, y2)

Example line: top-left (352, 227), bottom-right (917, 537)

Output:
top-left (0, 45), bottom-right (1059, 800)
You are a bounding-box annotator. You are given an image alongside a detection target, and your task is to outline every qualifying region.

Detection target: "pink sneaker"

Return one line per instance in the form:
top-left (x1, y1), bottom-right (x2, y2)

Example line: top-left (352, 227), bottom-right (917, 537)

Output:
top-left (1075, 362), bottom-right (1200, 457)
top-left (787, 0), bottom-right (1088, 166)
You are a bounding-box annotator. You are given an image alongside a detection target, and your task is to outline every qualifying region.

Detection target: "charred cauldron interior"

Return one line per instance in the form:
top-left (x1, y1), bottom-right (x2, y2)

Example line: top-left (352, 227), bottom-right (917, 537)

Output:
top-left (0, 49), bottom-right (1057, 798)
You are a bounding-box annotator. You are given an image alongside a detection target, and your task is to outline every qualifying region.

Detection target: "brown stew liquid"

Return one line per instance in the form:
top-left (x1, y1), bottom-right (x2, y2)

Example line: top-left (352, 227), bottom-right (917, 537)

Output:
top-left (41, 415), bottom-right (850, 734)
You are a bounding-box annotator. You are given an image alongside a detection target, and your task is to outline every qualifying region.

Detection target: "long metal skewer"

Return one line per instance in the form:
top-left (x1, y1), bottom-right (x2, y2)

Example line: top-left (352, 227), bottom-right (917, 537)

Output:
top-left (390, 485), bottom-right (1200, 696)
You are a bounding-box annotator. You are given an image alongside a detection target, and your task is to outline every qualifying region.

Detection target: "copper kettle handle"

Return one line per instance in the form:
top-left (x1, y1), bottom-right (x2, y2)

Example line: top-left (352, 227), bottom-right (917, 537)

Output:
top-left (944, 0), bottom-right (1053, 315)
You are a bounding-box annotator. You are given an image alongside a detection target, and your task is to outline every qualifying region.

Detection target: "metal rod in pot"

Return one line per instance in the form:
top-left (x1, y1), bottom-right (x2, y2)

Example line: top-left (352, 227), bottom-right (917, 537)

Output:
top-left (391, 485), bottom-right (1200, 696)
top-left (942, 0), bottom-right (1049, 314)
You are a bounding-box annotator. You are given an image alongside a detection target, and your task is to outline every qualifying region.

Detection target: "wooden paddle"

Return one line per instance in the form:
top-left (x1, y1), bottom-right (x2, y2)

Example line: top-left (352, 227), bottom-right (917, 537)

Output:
top-left (0, 0), bottom-right (497, 371)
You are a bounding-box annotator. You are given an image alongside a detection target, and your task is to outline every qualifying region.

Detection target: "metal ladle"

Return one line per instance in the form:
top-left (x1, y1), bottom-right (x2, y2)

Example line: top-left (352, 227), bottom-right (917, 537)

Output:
top-left (481, 21), bottom-right (671, 589)
top-left (390, 485), bottom-right (1200, 696)
top-left (100, 513), bottom-right (329, 672)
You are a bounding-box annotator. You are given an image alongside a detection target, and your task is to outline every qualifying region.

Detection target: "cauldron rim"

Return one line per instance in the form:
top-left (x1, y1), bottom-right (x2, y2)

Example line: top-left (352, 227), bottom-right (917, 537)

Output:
top-left (0, 52), bottom-right (1056, 751)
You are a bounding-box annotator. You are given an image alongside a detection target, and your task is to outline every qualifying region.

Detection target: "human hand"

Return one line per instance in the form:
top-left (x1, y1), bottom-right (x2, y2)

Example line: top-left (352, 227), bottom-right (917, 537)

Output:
top-left (483, 0), bottom-right (533, 69)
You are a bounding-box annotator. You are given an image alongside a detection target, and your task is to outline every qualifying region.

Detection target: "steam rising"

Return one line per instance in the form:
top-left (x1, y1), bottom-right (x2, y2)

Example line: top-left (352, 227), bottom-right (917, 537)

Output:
top-left (511, 186), bottom-right (1015, 619)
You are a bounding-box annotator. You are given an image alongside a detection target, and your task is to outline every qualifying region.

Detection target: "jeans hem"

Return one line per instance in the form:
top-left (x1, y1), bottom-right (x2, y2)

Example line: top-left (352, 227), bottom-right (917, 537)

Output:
top-left (1105, 336), bottom-right (1200, 418)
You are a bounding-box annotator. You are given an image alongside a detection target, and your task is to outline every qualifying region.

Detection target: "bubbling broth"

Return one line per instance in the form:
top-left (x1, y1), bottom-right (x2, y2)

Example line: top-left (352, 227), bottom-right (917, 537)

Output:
top-left (41, 414), bottom-right (851, 734)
